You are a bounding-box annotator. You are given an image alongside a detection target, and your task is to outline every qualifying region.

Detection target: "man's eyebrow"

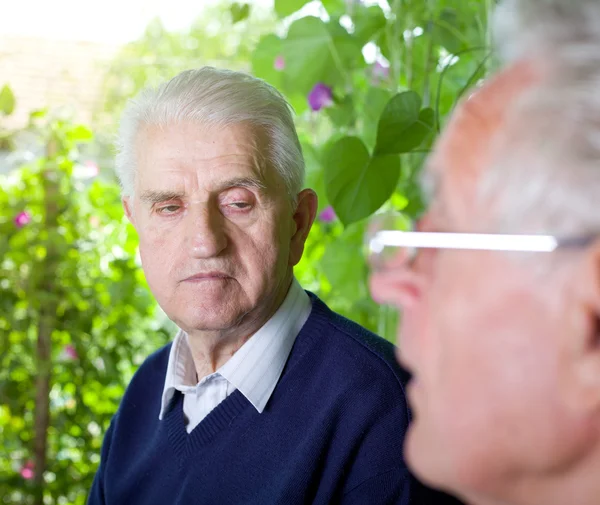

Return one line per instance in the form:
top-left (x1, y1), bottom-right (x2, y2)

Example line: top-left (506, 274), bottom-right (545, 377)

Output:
top-left (139, 190), bottom-right (185, 204)
top-left (138, 178), bottom-right (267, 204)
top-left (218, 176), bottom-right (267, 192)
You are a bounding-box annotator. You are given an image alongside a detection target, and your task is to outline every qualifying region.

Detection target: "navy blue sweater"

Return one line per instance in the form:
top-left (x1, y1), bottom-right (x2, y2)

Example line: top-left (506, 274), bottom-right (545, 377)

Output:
top-left (88, 294), bottom-right (461, 505)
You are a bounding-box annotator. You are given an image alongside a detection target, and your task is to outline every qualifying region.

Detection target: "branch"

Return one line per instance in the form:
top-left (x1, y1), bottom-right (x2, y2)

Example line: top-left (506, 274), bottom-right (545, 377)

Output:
top-left (33, 137), bottom-right (61, 504)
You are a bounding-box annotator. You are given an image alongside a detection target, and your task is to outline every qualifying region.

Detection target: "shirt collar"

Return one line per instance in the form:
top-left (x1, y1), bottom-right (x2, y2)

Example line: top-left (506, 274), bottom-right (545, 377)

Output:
top-left (159, 278), bottom-right (311, 419)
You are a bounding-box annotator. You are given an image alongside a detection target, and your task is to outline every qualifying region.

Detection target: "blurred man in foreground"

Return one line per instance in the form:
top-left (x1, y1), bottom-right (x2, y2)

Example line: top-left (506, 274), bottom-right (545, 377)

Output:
top-left (369, 1), bottom-right (600, 504)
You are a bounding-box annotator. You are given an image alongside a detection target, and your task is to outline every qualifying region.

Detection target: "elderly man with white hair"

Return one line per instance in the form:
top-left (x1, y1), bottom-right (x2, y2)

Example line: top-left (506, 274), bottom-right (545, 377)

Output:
top-left (369, 1), bottom-right (600, 505)
top-left (87, 68), bottom-right (461, 505)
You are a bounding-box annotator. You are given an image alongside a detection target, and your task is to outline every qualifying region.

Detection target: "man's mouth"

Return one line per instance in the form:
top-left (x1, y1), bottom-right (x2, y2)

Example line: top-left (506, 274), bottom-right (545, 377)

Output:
top-left (182, 272), bottom-right (231, 282)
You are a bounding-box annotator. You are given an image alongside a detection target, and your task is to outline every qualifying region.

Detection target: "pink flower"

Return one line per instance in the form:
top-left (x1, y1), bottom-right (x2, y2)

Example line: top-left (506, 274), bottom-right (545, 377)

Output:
top-left (89, 216), bottom-right (100, 228)
top-left (371, 61), bottom-right (390, 82)
top-left (64, 344), bottom-right (78, 360)
top-left (84, 160), bottom-right (99, 177)
top-left (14, 211), bottom-right (31, 228)
top-left (308, 83), bottom-right (333, 112)
top-left (274, 55), bottom-right (285, 71)
top-left (74, 160), bottom-right (99, 179)
top-left (20, 461), bottom-right (34, 480)
top-left (319, 206), bottom-right (337, 223)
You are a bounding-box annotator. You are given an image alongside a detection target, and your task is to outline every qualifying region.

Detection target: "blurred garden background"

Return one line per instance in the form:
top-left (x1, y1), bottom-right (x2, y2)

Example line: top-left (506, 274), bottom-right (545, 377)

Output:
top-left (0, 0), bottom-right (493, 502)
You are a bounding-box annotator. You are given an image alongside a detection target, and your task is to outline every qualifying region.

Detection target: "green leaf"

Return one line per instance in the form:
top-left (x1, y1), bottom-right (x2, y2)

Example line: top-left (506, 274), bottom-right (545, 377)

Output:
top-left (0, 85), bottom-right (16, 116)
top-left (251, 34), bottom-right (284, 89)
top-left (324, 136), bottom-right (400, 225)
top-left (321, 0), bottom-right (345, 16)
top-left (327, 20), bottom-right (364, 70)
top-left (362, 87), bottom-right (392, 150)
top-left (29, 108), bottom-right (47, 120)
top-left (230, 3), bottom-right (250, 23)
top-left (352, 5), bottom-right (386, 45)
top-left (275, 0), bottom-right (310, 18)
top-left (66, 125), bottom-right (94, 143)
top-left (432, 8), bottom-right (468, 54)
top-left (282, 17), bottom-right (362, 95)
top-left (374, 92), bottom-right (434, 155)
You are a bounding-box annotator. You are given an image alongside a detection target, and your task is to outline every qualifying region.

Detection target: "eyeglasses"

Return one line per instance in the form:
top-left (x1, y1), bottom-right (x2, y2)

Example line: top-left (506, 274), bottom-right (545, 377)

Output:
top-left (365, 211), bottom-right (597, 270)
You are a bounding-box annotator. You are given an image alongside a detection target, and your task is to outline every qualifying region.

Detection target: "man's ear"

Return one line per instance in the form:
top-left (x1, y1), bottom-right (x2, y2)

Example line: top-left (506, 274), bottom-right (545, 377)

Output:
top-left (289, 189), bottom-right (318, 267)
top-left (566, 239), bottom-right (600, 413)
top-left (122, 196), bottom-right (136, 227)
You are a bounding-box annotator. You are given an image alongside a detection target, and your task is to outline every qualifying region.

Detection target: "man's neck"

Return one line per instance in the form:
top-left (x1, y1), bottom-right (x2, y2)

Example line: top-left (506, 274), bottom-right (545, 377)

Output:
top-left (185, 275), bottom-right (293, 379)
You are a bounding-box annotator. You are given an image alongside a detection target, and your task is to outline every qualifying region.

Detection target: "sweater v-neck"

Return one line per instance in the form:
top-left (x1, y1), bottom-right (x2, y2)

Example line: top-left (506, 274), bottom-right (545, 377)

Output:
top-left (164, 388), bottom-right (251, 460)
top-left (162, 295), bottom-right (332, 461)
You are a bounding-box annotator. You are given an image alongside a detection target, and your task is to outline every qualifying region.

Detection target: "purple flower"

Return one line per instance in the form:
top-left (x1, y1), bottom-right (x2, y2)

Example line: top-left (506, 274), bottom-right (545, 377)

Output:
top-left (319, 206), bottom-right (337, 223)
top-left (308, 83), bottom-right (333, 112)
top-left (64, 344), bottom-right (78, 360)
top-left (274, 55), bottom-right (285, 71)
top-left (371, 61), bottom-right (390, 82)
top-left (14, 211), bottom-right (31, 228)
top-left (20, 461), bottom-right (34, 480)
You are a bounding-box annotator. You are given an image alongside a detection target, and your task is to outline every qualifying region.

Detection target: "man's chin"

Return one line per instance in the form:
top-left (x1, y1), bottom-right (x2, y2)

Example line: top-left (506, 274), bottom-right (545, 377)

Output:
top-left (405, 422), bottom-right (448, 490)
top-left (160, 295), bottom-right (248, 334)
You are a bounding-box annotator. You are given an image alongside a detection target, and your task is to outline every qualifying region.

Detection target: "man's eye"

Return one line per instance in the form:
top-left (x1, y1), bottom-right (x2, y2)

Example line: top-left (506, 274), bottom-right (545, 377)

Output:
top-left (228, 202), bottom-right (251, 210)
top-left (156, 205), bottom-right (181, 215)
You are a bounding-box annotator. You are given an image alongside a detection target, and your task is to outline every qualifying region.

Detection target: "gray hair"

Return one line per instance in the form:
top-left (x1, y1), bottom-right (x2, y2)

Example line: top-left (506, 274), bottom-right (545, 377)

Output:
top-left (115, 67), bottom-right (305, 200)
top-left (477, 0), bottom-right (600, 238)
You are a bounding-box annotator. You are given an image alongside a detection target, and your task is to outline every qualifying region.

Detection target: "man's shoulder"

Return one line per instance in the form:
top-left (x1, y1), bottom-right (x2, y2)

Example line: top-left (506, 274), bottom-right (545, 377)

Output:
top-left (301, 292), bottom-right (411, 394)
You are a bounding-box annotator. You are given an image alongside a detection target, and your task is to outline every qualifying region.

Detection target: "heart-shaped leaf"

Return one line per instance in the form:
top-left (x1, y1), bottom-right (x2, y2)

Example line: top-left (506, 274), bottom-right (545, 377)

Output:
top-left (230, 3), bottom-right (250, 24)
top-left (325, 136), bottom-right (400, 225)
top-left (375, 91), bottom-right (435, 155)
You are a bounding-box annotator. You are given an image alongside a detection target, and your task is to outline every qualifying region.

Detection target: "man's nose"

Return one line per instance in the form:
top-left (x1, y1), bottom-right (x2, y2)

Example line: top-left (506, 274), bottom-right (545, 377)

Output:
top-left (187, 205), bottom-right (227, 259)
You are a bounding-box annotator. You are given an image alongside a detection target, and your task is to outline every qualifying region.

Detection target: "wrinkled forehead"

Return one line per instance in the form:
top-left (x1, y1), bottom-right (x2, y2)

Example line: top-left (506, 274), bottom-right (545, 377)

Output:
top-left (425, 60), bottom-right (544, 228)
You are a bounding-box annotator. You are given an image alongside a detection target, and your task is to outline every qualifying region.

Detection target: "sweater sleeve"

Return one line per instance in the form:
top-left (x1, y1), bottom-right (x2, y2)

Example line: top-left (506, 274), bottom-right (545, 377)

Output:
top-left (86, 417), bottom-right (115, 505)
top-left (341, 467), bottom-right (411, 505)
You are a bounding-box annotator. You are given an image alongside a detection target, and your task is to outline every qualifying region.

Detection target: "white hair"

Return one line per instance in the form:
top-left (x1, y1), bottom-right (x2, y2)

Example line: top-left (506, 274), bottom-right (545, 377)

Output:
top-left (115, 67), bottom-right (304, 200)
top-left (477, 0), bottom-right (600, 239)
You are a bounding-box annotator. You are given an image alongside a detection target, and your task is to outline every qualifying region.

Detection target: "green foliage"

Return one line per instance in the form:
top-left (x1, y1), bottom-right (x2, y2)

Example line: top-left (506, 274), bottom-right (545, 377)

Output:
top-left (0, 115), bottom-right (169, 503)
top-left (252, 0), bottom-right (491, 332)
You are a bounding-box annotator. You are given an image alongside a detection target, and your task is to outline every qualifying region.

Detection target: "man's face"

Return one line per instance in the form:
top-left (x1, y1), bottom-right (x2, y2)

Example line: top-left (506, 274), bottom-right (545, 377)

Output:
top-left (370, 63), bottom-right (598, 503)
top-left (125, 121), bottom-right (309, 336)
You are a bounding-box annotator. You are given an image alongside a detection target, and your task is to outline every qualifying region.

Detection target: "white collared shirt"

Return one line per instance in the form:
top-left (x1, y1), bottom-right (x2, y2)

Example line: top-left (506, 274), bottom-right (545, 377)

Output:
top-left (159, 278), bottom-right (312, 433)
